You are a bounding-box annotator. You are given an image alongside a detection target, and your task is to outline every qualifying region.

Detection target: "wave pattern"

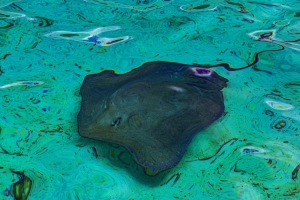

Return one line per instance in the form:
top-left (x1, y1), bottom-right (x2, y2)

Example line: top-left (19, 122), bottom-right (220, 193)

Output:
top-left (0, 0), bottom-right (299, 199)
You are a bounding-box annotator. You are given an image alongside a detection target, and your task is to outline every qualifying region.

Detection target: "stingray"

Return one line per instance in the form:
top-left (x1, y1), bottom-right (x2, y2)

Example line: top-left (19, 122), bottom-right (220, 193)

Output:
top-left (78, 61), bottom-right (228, 175)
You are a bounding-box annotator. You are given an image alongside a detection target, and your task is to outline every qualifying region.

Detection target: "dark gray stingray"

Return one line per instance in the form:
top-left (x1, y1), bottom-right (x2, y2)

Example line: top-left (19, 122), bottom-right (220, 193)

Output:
top-left (78, 61), bottom-right (228, 175)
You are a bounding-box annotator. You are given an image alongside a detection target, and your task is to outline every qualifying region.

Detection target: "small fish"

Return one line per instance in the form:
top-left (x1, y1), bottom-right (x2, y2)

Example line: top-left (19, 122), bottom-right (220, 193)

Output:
top-left (0, 81), bottom-right (44, 89)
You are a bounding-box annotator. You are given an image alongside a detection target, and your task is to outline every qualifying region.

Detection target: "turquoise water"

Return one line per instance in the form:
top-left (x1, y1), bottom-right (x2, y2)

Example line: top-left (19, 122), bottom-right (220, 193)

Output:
top-left (0, 0), bottom-right (300, 199)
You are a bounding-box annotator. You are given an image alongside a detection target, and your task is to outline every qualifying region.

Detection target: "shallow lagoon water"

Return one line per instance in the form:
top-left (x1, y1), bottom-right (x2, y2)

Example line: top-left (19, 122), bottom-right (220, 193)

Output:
top-left (0, 0), bottom-right (300, 199)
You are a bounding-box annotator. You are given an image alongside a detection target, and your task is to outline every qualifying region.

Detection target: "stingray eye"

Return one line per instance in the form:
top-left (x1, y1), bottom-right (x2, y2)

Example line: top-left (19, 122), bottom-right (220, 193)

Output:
top-left (111, 117), bottom-right (122, 127)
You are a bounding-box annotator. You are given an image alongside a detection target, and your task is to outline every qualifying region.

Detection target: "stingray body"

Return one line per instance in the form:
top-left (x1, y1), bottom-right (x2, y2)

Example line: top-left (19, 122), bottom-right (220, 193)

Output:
top-left (78, 61), bottom-right (228, 175)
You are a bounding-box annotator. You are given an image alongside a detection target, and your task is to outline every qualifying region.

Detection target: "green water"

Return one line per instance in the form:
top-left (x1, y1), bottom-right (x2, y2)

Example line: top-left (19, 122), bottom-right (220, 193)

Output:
top-left (0, 0), bottom-right (299, 199)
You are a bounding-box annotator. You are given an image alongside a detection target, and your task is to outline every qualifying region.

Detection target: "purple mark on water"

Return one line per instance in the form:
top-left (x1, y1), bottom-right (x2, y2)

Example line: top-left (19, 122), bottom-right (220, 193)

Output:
top-left (190, 67), bottom-right (213, 77)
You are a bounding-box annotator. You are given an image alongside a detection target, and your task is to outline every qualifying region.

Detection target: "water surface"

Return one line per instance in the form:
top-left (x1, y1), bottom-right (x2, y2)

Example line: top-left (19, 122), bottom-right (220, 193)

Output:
top-left (0, 0), bottom-right (299, 199)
